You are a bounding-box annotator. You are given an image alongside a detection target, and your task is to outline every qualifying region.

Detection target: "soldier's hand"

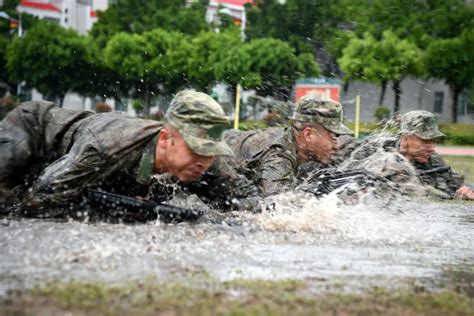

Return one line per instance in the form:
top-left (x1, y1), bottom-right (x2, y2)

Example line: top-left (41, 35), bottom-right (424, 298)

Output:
top-left (455, 185), bottom-right (474, 200)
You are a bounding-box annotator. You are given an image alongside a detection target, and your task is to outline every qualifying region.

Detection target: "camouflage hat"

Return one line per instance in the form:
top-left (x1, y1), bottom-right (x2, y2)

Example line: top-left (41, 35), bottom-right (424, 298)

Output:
top-left (400, 110), bottom-right (445, 140)
top-left (291, 94), bottom-right (353, 135)
top-left (165, 90), bottom-right (234, 157)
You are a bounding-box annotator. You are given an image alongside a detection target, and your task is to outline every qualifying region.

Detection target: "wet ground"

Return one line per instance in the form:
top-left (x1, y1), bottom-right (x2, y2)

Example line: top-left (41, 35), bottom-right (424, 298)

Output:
top-left (1, 192), bottom-right (473, 296)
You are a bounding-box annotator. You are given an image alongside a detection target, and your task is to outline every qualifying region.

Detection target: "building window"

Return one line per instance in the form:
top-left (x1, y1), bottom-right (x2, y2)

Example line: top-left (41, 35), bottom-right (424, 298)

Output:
top-left (434, 91), bottom-right (444, 113)
top-left (459, 92), bottom-right (474, 114)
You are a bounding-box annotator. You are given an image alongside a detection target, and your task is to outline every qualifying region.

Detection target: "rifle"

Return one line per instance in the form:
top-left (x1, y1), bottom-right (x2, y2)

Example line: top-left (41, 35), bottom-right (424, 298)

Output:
top-left (417, 166), bottom-right (450, 176)
top-left (87, 189), bottom-right (203, 223)
top-left (296, 168), bottom-right (382, 197)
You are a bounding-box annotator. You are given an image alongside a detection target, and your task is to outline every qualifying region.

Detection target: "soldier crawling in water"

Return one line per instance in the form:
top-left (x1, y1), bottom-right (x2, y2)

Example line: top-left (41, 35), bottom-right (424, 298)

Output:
top-left (340, 110), bottom-right (473, 200)
top-left (0, 90), bottom-right (258, 219)
top-left (222, 94), bottom-right (357, 197)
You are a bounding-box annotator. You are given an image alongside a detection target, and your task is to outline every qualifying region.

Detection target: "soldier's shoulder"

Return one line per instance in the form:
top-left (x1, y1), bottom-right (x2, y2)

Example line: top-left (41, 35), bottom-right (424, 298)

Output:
top-left (228, 127), bottom-right (286, 146)
top-left (429, 153), bottom-right (446, 166)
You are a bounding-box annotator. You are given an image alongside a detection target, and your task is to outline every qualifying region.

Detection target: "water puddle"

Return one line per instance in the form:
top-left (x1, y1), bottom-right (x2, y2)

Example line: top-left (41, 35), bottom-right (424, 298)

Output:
top-left (1, 193), bottom-right (473, 295)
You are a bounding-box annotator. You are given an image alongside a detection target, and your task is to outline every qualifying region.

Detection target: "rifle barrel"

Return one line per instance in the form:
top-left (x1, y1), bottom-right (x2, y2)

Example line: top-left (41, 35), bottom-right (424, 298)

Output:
top-left (417, 166), bottom-right (450, 176)
top-left (87, 189), bottom-right (203, 222)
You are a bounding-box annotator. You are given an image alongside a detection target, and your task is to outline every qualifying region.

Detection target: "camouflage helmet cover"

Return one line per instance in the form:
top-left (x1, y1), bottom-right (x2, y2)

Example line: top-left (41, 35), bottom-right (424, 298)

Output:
top-left (165, 90), bottom-right (234, 156)
top-left (400, 110), bottom-right (445, 140)
top-left (291, 93), bottom-right (353, 135)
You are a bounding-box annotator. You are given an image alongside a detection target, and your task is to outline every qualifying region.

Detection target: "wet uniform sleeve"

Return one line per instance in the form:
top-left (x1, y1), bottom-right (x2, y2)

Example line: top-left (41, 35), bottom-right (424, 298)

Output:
top-left (258, 152), bottom-right (297, 196)
top-left (423, 154), bottom-right (464, 197)
top-left (353, 151), bottom-right (426, 197)
top-left (207, 157), bottom-right (260, 199)
top-left (330, 135), bottom-right (359, 167)
top-left (21, 136), bottom-right (107, 217)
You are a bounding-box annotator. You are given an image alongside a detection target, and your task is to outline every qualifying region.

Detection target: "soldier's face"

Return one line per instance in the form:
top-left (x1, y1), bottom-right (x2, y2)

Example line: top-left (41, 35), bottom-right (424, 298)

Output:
top-left (401, 134), bottom-right (436, 164)
top-left (157, 128), bottom-right (216, 182)
top-left (303, 125), bottom-right (337, 164)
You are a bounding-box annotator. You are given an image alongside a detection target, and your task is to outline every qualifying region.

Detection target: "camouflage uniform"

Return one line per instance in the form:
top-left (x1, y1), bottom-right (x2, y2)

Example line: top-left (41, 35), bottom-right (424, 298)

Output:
top-left (0, 90), bottom-right (242, 216)
top-left (401, 111), bottom-right (463, 197)
top-left (224, 94), bottom-right (353, 196)
top-left (341, 111), bottom-right (464, 198)
top-left (224, 127), bottom-right (298, 196)
top-left (413, 154), bottom-right (464, 198)
top-left (296, 134), bottom-right (360, 182)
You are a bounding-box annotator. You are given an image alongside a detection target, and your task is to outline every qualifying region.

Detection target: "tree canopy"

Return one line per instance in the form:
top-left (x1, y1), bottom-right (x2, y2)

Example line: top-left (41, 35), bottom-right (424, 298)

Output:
top-left (104, 28), bottom-right (193, 114)
top-left (7, 21), bottom-right (98, 105)
top-left (426, 30), bottom-right (474, 123)
top-left (339, 30), bottom-right (423, 112)
top-left (1, 0), bottom-right (473, 122)
top-left (91, 0), bottom-right (209, 48)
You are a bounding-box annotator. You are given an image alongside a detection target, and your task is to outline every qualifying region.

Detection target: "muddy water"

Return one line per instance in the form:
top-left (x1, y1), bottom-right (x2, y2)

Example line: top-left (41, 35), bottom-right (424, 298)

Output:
top-left (1, 193), bottom-right (473, 295)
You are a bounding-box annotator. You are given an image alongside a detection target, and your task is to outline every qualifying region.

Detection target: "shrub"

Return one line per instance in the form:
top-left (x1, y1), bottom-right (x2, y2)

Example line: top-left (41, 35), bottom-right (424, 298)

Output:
top-left (132, 100), bottom-right (143, 113)
top-left (438, 124), bottom-right (474, 145)
top-left (373, 106), bottom-right (391, 121)
top-left (238, 120), bottom-right (267, 131)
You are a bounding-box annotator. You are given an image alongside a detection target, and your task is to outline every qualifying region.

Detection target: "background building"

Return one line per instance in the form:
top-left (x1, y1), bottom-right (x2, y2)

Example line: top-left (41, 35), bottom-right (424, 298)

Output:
top-left (17, 0), bottom-right (102, 34)
top-left (206, 0), bottom-right (252, 27)
top-left (339, 79), bottom-right (472, 124)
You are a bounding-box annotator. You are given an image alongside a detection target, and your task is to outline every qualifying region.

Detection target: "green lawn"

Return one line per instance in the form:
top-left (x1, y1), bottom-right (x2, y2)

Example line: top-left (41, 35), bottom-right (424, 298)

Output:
top-left (2, 279), bottom-right (473, 315)
top-left (443, 155), bottom-right (474, 183)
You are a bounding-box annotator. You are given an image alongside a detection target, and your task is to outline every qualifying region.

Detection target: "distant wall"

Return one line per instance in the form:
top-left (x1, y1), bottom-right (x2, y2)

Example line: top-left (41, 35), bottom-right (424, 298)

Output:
top-left (341, 78), bottom-right (473, 123)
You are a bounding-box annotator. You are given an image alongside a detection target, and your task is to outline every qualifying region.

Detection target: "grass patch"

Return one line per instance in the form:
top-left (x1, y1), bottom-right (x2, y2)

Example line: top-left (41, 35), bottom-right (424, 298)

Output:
top-left (2, 279), bottom-right (473, 315)
top-left (442, 156), bottom-right (474, 183)
top-left (238, 120), bottom-right (268, 131)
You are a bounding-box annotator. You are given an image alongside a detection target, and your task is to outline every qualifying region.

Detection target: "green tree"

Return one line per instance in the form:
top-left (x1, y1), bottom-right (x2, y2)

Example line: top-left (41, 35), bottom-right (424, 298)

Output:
top-left (246, 0), bottom-right (347, 75)
top-left (7, 21), bottom-right (99, 106)
top-left (0, 33), bottom-right (12, 96)
top-left (243, 38), bottom-right (320, 100)
top-left (212, 38), bottom-right (258, 102)
top-left (104, 28), bottom-right (192, 115)
top-left (339, 30), bottom-right (423, 113)
top-left (0, 0), bottom-right (20, 96)
top-left (338, 33), bottom-right (390, 107)
top-left (91, 0), bottom-right (208, 48)
top-left (426, 30), bottom-right (474, 123)
top-left (187, 30), bottom-right (242, 92)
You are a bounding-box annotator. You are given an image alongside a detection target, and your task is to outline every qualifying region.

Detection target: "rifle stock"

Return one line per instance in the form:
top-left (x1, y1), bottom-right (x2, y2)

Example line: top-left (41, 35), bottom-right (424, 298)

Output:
top-left (87, 189), bottom-right (203, 223)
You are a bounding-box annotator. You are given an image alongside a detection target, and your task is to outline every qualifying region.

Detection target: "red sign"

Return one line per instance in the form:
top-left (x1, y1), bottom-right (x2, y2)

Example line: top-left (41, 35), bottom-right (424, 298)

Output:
top-left (294, 85), bottom-right (340, 103)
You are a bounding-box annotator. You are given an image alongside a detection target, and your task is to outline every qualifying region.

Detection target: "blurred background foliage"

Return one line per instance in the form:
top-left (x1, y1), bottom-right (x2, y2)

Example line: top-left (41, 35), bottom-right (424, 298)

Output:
top-left (0, 0), bottom-right (473, 126)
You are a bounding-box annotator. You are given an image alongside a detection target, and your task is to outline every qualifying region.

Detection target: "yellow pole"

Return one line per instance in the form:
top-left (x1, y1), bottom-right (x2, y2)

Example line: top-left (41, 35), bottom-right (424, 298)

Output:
top-left (355, 95), bottom-right (361, 138)
top-left (234, 83), bottom-right (241, 129)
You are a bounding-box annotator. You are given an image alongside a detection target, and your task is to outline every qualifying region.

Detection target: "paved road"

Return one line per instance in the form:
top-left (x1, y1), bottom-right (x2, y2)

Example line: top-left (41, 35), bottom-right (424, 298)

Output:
top-left (435, 146), bottom-right (474, 156)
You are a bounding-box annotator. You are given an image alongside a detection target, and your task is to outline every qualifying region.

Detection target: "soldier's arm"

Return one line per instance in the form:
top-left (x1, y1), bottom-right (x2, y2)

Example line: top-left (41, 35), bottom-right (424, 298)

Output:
top-left (329, 135), bottom-right (360, 167)
top-left (355, 152), bottom-right (427, 197)
top-left (429, 154), bottom-right (465, 197)
top-left (428, 155), bottom-right (473, 200)
top-left (208, 157), bottom-right (260, 198)
top-left (20, 138), bottom-right (107, 217)
top-left (258, 152), bottom-right (297, 196)
top-left (180, 157), bottom-right (261, 211)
